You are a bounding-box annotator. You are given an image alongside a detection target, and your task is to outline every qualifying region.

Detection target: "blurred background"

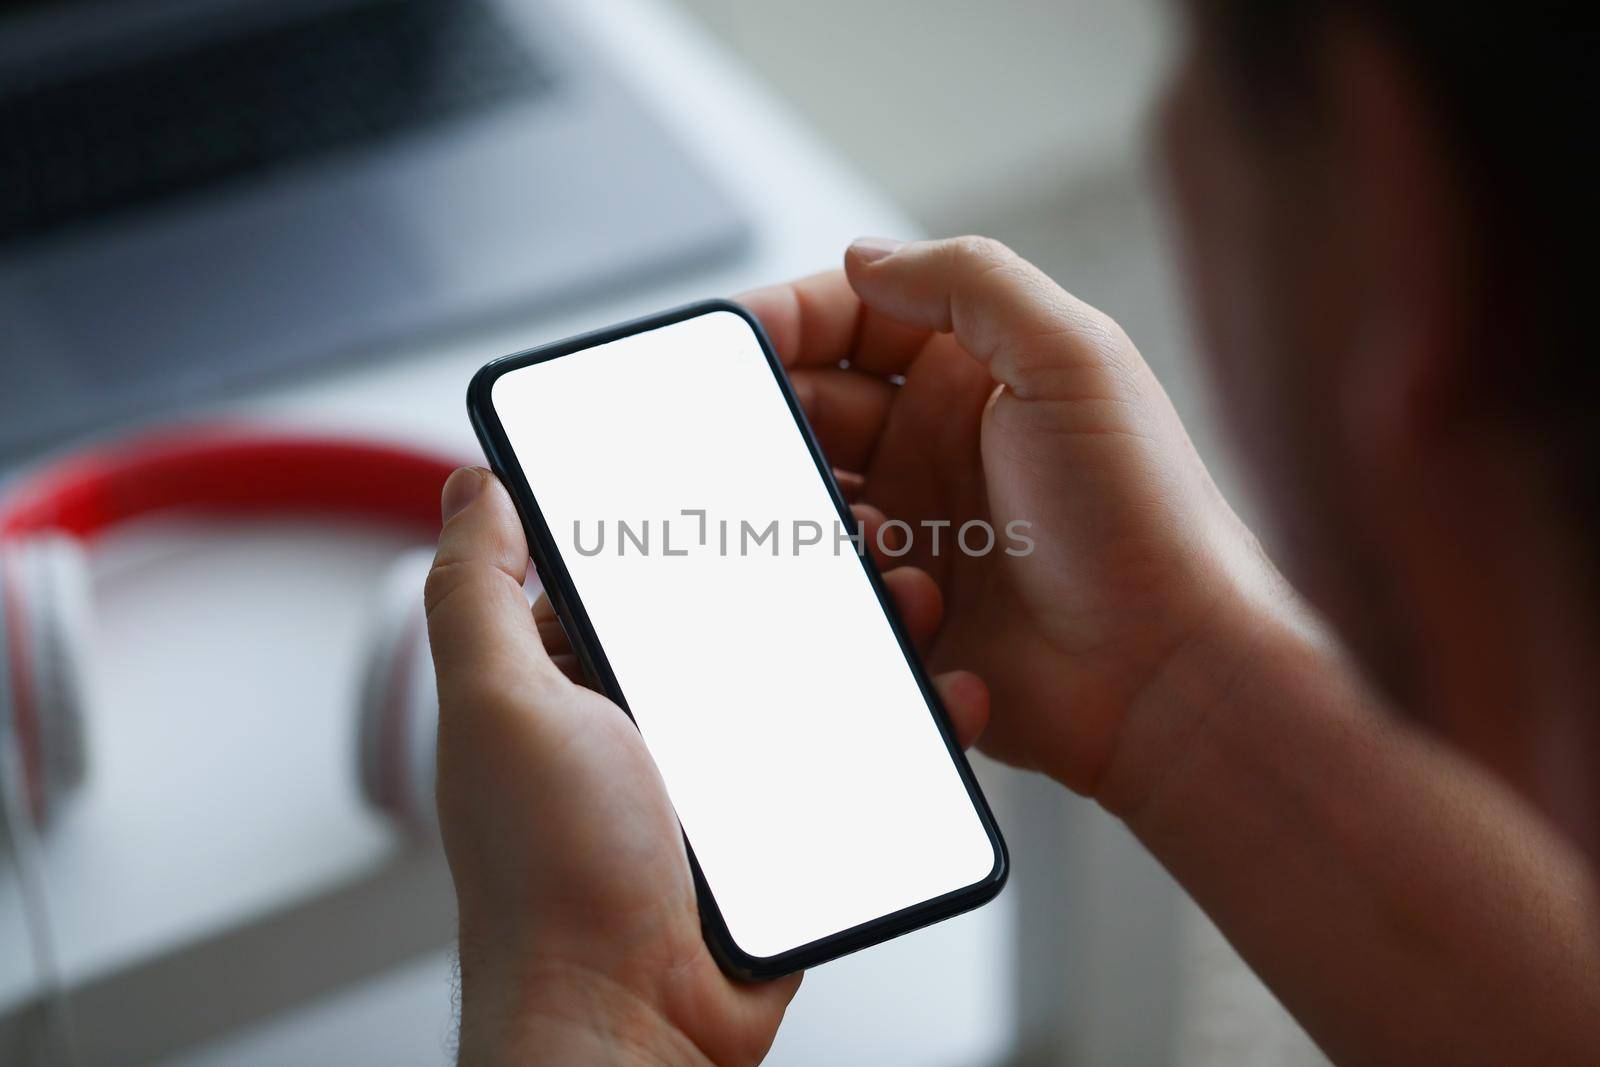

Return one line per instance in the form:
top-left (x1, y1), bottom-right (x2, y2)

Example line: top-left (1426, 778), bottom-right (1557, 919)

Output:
top-left (0, 0), bottom-right (1323, 1063)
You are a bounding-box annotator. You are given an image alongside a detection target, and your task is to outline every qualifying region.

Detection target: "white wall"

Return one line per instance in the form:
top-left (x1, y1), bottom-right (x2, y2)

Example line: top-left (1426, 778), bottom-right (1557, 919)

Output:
top-left (673, 0), bottom-right (1168, 224)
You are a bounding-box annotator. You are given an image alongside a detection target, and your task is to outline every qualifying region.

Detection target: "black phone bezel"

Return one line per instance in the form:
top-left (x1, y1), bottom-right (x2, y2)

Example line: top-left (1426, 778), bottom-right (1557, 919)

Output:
top-left (465, 298), bottom-right (1008, 980)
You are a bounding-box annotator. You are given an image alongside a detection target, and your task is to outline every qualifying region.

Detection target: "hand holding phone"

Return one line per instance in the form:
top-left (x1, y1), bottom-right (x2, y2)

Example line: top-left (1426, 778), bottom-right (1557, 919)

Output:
top-left (426, 449), bottom-right (996, 1064)
top-left (429, 236), bottom-right (1281, 1061)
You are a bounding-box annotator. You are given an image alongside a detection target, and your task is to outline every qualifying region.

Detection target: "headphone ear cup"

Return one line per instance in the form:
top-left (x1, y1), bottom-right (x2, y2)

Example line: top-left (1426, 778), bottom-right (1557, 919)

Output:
top-left (357, 548), bottom-right (439, 834)
top-left (32, 539), bottom-right (91, 816)
top-left (0, 538), bottom-right (91, 829)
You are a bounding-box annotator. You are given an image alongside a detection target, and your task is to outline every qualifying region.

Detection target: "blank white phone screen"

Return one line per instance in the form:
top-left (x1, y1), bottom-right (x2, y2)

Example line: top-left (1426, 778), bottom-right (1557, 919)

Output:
top-left (491, 310), bottom-right (998, 960)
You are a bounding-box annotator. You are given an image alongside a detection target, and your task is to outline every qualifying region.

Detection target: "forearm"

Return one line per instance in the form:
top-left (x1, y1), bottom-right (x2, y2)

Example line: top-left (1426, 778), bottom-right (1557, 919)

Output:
top-left (1098, 605), bottom-right (1600, 1066)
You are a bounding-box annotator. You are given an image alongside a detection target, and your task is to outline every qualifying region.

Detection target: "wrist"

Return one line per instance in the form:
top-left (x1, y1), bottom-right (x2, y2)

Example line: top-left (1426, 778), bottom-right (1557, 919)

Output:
top-left (457, 955), bottom-right (711, 1067)
top-left (1090, 572), bottom-right (1334, 823)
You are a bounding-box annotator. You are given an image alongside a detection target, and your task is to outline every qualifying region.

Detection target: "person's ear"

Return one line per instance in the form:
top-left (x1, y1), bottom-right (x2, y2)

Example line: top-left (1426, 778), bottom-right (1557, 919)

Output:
top-left (1319, 17), bottom-right (1478, 476)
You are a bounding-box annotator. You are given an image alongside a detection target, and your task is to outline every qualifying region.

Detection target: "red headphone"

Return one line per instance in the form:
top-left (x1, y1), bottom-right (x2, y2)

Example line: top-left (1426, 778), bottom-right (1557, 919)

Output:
top-left (0, 426), bottom-right (459, 833)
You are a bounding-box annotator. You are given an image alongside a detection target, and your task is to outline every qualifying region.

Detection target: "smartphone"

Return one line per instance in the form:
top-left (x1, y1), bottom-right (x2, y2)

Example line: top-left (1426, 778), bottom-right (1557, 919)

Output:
top-left (466, 299), bottom-right (1007, 979)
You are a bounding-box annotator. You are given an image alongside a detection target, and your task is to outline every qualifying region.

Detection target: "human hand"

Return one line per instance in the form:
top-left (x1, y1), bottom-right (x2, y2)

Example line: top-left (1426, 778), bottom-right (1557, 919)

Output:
top-left (425, 466), bottom-right (993, 1065)
top-left (739, 237), bottom-right (1291, 803)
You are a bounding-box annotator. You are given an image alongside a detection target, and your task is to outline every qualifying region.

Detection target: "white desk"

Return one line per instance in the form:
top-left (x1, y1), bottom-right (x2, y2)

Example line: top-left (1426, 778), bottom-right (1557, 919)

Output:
top-left (0, 2), bottom-right (1027, 1063)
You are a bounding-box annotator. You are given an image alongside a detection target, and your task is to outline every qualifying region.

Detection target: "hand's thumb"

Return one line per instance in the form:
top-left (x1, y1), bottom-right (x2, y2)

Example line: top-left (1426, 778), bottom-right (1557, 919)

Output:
top-left (425, 468), bottom-right (558, 715)
top-left (844, 235), bottom-right (1131, 400)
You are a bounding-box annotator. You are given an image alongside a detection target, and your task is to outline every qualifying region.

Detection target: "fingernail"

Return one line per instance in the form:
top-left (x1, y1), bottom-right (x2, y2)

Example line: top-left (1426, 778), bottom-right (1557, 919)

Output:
top-left (441, 467), bottom-right (487, 524)
top-left (849, 236), bottom-right (905, 264)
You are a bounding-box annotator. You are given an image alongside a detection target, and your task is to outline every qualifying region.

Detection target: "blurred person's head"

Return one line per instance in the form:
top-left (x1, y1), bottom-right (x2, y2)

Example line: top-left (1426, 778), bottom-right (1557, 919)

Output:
top-left (1155, 3), bottom-right (1596, 848)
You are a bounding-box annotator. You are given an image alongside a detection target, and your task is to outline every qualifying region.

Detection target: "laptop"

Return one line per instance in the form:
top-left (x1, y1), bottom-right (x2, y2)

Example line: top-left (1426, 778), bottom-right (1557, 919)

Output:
top-left (0, 0), bottom-right (748, 457)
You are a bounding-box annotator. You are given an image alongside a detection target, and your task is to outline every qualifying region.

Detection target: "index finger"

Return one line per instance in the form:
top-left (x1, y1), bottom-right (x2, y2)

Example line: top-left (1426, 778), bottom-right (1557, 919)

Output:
top-left (844, 236), bottom-right (1133, 401)
top-left (735, 268), bottom-right (931, 376)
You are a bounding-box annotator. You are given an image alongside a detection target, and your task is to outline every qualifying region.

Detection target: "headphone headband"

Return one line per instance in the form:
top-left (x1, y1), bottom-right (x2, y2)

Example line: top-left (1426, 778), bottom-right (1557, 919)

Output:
top-left (0, 426), bottom-right (460, 540)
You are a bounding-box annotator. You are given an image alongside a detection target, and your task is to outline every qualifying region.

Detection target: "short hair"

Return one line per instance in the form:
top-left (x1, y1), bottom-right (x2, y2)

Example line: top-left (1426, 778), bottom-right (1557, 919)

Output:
top-left (1198, 1), bottom-right (1594, 524)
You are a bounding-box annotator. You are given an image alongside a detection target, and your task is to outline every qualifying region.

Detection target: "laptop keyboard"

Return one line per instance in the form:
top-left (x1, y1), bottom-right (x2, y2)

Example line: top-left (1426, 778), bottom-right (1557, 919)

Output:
top-left (0, 0), bottom-right (555, 243)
